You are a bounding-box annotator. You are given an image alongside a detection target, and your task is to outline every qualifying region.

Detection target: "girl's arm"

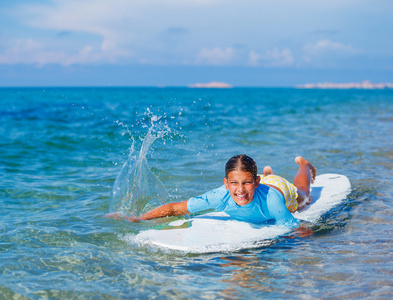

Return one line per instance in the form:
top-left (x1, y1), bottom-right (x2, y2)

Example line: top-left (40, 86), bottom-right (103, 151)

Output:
top-left (138, 200), bottom-right (189, 220)
top-left (105, 200), bottom-right (189, 222)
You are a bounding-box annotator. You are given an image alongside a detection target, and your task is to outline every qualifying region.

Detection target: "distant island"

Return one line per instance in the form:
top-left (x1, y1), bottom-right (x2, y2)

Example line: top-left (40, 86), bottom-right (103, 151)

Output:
top-left (188, 81), bottom-right (233, 88)
top-left (296, 80), bottom-right (393, 89)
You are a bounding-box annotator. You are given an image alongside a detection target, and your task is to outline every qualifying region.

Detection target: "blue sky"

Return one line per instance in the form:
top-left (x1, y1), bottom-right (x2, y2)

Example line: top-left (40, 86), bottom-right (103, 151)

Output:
top-left (1, 0), bottom-right (392, 87)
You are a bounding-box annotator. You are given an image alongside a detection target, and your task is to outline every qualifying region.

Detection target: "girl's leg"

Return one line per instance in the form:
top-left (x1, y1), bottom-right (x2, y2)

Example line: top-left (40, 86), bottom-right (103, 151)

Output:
top-left (293, 156), bottom-right (317, 210)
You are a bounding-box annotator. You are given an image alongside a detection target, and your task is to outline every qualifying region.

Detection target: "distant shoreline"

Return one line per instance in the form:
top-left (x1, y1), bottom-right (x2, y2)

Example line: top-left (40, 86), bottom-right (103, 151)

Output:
top-left (188, 81), bottom-right (233, 88)
top-left (296, 80), bottom-right (393, 89)
top-left (1, 80), bottom-right (393, 89)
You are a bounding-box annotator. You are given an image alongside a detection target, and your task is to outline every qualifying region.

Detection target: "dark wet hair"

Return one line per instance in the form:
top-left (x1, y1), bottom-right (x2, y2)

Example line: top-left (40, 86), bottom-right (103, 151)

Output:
top-left (225, 154), bottom-right (258, 180)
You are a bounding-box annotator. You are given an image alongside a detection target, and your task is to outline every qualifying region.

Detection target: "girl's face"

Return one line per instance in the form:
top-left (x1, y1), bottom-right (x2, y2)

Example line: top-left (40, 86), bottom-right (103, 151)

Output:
top-left (223, 170), bottom-right (260, 206)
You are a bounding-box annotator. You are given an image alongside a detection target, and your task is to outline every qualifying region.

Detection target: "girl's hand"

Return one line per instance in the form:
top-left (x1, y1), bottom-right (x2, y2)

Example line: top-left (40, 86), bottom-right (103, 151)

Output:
top-left (104, 212), bottom-right (123, 220)
top-left (104, 212), bottom-right (141, 223)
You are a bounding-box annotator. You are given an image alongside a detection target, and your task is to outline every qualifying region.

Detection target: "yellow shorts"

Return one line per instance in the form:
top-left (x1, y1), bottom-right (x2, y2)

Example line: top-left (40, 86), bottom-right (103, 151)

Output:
top-left (259, 174), bottom-right (298, 212)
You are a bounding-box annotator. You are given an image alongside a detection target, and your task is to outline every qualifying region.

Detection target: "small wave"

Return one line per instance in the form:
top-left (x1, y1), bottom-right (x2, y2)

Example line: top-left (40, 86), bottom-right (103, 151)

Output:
top-left (110, 109), bottom-right (171, 216)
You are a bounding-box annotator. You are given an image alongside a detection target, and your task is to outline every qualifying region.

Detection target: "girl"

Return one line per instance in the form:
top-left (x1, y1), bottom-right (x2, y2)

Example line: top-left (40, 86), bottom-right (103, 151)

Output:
top-left (107, 155), bottom-right (316, 226)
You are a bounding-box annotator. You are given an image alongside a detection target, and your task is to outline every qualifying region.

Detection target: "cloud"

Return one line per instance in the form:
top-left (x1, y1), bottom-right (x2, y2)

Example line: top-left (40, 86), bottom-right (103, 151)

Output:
top-left (247, 48), bottom-right (294, 67)
top-left (263, 48), bottom-right (294, 67)
top-left (25, 1), bottom-right (131, 55)
top-left (302, 39), bottom-right (360, 65)
top-left (0, 0), bottom-right (390, 69)
top-left (195, 47), bottom-right (236, 65)
top-left (0, 1), bottom-right (135, 65)
top-left (247, 50), bottom-right (260, 66)
top-left (3, 0), bottom-right (228, 66)
top-left (0, 38), bottom-right (129, 66)
top-left (303, 39), bottom-right (357, 55)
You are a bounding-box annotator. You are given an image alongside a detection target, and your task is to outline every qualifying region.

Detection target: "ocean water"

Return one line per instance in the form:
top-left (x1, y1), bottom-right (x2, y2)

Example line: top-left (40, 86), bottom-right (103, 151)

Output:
top-left (1, 87), bottom-right (392, 299)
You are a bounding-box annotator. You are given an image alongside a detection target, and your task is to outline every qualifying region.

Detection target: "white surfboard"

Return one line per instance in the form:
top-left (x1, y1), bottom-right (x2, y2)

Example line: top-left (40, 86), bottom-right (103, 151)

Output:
top-left (129, 174), bottom-right (351, 253)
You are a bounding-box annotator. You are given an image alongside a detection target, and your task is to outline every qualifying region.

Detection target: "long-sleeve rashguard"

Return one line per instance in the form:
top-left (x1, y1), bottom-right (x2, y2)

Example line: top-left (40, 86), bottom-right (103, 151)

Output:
top-left (186, 184), bottom-right (299, 226)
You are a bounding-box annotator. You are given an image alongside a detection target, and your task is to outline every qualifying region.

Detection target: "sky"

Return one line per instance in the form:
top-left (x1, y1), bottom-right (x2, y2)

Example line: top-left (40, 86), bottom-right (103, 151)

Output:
top-left (0, 0), bottom-right (392, 87)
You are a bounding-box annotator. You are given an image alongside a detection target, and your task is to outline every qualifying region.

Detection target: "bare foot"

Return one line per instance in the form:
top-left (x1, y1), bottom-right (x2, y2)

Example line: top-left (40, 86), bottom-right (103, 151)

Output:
top-left (294, 156), bottom-right (316, 207)
top-left (295, 156), bottom-right (317, 184)
top-left (263, 166), bottom-right (273, 176)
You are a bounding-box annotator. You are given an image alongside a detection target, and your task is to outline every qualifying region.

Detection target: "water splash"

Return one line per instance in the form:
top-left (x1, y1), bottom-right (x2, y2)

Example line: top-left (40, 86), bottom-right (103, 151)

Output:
top-left (110, 109), bottom-right (170, 216)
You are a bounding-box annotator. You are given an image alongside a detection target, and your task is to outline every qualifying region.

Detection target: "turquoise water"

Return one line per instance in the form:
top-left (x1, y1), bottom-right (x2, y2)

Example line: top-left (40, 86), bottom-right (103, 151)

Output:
top-left (1, 87), bottom-right (393, 299)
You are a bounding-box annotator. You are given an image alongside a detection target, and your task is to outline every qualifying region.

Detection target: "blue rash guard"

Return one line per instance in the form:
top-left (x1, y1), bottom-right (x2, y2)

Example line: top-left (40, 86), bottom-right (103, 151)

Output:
top-left (186, 184), bottom-right (299, 226)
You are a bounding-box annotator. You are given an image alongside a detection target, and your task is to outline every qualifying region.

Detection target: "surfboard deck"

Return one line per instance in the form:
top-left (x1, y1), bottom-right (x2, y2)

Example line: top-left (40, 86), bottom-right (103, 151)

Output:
top-left (131, 174), bottom-right (351, 253)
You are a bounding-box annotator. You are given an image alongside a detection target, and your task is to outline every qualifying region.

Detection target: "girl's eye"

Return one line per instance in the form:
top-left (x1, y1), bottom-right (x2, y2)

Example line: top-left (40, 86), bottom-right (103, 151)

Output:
top-left (230, 181), bottom-right (253, 186)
